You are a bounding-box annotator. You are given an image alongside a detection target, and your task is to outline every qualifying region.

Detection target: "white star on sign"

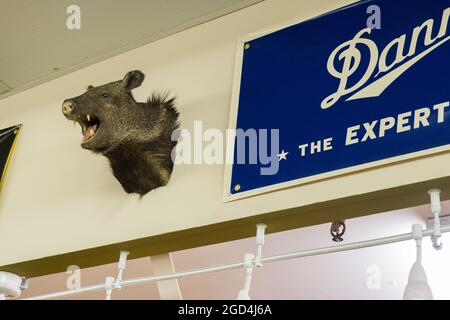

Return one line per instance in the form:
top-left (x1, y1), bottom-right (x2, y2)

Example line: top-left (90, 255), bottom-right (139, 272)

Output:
top-left (278, 150), bottom-right (289, 161)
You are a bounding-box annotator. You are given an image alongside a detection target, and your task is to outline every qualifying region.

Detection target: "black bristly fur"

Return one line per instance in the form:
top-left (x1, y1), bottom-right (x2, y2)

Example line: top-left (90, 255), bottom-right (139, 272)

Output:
top-left (106, 94), bottom-right (179, 195)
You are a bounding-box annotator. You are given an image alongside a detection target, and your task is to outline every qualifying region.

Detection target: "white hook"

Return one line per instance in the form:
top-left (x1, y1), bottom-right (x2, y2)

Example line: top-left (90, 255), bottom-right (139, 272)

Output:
top-left (255, 224), bottom-right (267, 267)
top-left (428, 189), bottom-right (443, 250)
top-left (115, 250), bottom-right (129, 289)
top-left (236, 253), bottom-right (254, 300)
top-left (105, 276), bottom-right (115, 300)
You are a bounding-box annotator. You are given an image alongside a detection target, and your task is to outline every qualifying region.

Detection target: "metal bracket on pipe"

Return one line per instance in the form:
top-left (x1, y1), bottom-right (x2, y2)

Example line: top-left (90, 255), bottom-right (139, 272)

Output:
top-left (114, 250), bottom-right (129, 289)
top-left (428, 189), bottom-right (443, 250)
top-left (0, 272), bottom-right (28, 300)
top-left (236, 253), bottom-right (254, 300)
top-left (255, 224), bottom-right (267, 267)
top-left (236, 224), bottom-right (267, 300)
top-left (331, 220), bottom-right (346, 242)
top-left (104, 250), bottom-right (129, 299)
top-left (105, 276), bottom-right (114, 300)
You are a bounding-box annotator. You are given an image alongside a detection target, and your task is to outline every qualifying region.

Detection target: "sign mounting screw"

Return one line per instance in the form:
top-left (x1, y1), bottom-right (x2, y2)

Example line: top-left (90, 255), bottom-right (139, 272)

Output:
top-left (244, 43), bottom-right (251, 50)
top-left (234, 184), bottom-right (241, 192)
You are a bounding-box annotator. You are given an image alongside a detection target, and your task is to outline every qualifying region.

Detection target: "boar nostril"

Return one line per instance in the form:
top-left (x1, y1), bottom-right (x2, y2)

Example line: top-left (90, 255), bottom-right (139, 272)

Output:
top-left (63, 102), bottom-right (74, 114)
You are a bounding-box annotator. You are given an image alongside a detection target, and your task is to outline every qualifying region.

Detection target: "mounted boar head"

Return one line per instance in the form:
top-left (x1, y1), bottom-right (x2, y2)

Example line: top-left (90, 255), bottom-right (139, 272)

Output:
top-left (62, 70), bottom-right (179, 196)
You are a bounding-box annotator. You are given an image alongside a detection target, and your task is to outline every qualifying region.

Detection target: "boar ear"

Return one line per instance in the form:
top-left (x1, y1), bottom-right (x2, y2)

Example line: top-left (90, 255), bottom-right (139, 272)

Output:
top-left (122, 70), bottom-right (145, 91)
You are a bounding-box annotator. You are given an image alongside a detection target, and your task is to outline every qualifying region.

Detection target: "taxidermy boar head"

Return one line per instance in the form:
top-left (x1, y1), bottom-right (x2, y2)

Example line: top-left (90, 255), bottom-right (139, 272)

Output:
top-left (62, 70), bottom-right (179, 196)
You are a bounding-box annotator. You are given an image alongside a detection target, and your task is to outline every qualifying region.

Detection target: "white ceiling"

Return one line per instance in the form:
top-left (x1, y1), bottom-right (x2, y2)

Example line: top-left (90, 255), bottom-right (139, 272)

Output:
top-left (0, 0), bottom-right (263, 98)
top-left (20, 200), bottom-right (450, 300)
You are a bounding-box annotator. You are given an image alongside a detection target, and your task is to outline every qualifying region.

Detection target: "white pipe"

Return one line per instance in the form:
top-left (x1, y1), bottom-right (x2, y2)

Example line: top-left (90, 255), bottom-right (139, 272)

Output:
top-left (23, 224), bottom-right (450, 300)
top-left (24, 262), bottom-right (244, 300)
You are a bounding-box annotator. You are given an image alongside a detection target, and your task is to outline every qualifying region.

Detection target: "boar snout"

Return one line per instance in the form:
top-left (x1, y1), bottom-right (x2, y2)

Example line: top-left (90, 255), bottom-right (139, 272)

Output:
top-left (62, 99), bottom-right (76, 115)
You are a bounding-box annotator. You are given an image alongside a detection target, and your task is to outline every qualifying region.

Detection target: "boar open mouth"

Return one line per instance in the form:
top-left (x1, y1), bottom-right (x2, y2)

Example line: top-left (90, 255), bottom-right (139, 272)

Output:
top-left (73, 115), bottom-right (101, 143)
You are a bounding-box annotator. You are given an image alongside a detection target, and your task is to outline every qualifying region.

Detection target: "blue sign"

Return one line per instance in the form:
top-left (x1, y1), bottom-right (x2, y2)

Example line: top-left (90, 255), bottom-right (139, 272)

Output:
top-left (228, 0), bottom-right (450, 198)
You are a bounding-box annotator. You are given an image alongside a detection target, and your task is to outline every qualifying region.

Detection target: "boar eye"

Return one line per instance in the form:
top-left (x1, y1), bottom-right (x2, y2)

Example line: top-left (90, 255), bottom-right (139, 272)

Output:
top-left (102, 92), bottom-right (111, 98)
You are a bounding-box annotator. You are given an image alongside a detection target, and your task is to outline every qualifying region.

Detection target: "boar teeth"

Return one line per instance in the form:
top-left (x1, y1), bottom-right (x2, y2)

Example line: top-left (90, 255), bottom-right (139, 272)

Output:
top-left (87, 115), bottom-right (91, 122)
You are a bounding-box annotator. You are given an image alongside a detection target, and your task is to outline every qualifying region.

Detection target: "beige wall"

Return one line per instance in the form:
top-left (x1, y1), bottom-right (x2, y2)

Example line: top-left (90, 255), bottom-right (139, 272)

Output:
top-left (1, 0), bottom-right (449, 271)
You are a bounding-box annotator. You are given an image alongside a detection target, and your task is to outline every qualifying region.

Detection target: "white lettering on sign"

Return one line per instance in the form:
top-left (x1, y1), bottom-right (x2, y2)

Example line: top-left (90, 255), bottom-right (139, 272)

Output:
top-left (345, 101), bottom-right (449, 146)
top-left (322, 7), bottom-right (450, 110)
top-left (298, 138), bottom-right (333, 157)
